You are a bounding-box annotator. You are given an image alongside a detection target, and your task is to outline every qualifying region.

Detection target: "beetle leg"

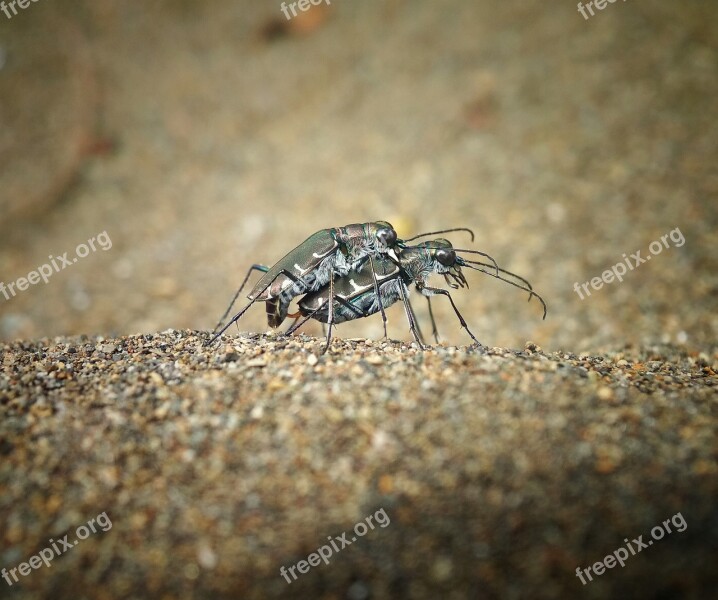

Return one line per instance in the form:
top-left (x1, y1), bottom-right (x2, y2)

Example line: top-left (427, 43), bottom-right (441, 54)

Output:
top-left (284, 312), bottom-right (302, 334)
top-left (285, 313), bottom-right (313, 337)
top-left (398, 281), bottom-right (425, 350)
top-left (404, 294), bottom-right (426, 346)
top-left (321, 275), bottom-right (336, 354)
top-left (426, 297), bottom-right (440, 343)
top-left (206, 267), bottom-right (304, 346)
top-left (416, 283), bottom-right (482, 347)
top-left (368, 255), bottom-right (389, 339)
top-left (212, 264), bottom-right (269, 334)
top-left (286, 293), bottom-right (367, 337)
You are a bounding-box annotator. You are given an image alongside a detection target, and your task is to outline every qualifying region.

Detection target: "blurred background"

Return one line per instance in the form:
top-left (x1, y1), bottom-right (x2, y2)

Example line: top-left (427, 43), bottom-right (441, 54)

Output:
top-left (0, 0), bottom-right (715, 352)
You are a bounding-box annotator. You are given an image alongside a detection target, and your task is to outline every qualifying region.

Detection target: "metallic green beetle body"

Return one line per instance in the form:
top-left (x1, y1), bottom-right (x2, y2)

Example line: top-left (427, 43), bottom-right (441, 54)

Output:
top-left (248, 221), bottom-right (398, 327)
top-left (208, 222), bottom-right (483, 351)
top-left (297, 239), bottom-right (463, 324)
top-left (294, 238), bottom-right (547, 347)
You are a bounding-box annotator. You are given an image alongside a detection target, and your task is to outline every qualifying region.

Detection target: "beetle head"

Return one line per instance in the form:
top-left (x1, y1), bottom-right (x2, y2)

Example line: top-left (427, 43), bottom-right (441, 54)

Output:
top-left (414, 239), bottom-right (468, 289)
top-left (374, 221), bottom-right (398, 250)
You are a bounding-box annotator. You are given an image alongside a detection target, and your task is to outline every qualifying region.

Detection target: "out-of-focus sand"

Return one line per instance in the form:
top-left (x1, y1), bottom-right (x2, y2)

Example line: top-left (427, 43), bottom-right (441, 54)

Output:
top-left (1, 332), bottom-right (716, 599)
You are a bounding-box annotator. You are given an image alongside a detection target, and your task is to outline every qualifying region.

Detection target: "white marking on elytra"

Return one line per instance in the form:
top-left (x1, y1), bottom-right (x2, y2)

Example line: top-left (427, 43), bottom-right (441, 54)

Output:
top-left (294, 263), bottom-right (310, 275)
top-left (348, 278), bottom-right (363, 293)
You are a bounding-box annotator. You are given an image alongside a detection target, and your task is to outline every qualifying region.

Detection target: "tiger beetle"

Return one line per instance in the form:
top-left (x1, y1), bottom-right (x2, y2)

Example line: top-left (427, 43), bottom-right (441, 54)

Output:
top-left (289, 238), bottom-right (547, 350)
top-left (207, 222), bottom-right (480, 348)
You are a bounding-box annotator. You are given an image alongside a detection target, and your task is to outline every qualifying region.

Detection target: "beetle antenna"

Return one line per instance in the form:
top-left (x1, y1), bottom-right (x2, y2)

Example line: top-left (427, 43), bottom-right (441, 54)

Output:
top-left (402, 228), bottom-right (475, 243)
top-left (461, 263), bottom-right (547, 319)
top-left (462, 259), bottom-right (535, 291)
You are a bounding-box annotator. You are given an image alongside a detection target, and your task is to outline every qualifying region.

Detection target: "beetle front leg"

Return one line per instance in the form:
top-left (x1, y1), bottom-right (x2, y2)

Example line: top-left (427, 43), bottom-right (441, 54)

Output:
top-left (425, 297), bottom-right (440, 343)
top-left (416, 283), bottom-right (482, 347)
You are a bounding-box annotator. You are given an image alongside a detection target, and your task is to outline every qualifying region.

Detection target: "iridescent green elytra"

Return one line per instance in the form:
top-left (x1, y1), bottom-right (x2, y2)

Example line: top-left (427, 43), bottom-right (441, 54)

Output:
top-left (207, 221), bottom-right (399, 345)
top-left (248, 221), bottom-right (398, 327)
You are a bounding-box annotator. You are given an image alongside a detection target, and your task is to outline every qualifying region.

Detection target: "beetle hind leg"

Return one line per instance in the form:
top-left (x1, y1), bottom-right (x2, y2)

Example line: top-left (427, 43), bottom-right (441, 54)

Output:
top-left (284, 310), bottom-right (302, 334)
top-left (212, 264), bottom-right (269, 334)
top-left (207, 268), bottom-right (307, 346)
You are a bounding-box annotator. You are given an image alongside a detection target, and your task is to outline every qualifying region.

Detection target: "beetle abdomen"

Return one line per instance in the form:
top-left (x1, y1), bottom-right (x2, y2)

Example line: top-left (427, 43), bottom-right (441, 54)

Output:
top-left (265, 298), bottom-right (284, 328)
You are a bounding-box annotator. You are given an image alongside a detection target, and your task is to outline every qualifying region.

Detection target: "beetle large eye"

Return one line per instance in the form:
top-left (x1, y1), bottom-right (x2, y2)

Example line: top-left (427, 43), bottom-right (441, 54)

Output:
top-left (376, 227), bottom-right (397, 247)
top-left (436, 248), bottom-right (456, 266)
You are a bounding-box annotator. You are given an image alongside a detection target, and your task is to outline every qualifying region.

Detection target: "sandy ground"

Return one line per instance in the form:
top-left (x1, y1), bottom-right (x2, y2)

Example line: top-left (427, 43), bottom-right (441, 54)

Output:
top-left (0, 0), bottom-right (716, 351)
top-left (1, 0), bottom-right (717, 598)
top-left (1, 332), bottom-right (716, 599)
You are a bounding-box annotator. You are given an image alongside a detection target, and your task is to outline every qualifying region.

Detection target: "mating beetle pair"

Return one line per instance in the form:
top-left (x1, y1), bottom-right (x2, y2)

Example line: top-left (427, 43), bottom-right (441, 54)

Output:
top-left (208, 220), bottom-right (546, 351)
top-left (292, 238), bottom-right (546, 349)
